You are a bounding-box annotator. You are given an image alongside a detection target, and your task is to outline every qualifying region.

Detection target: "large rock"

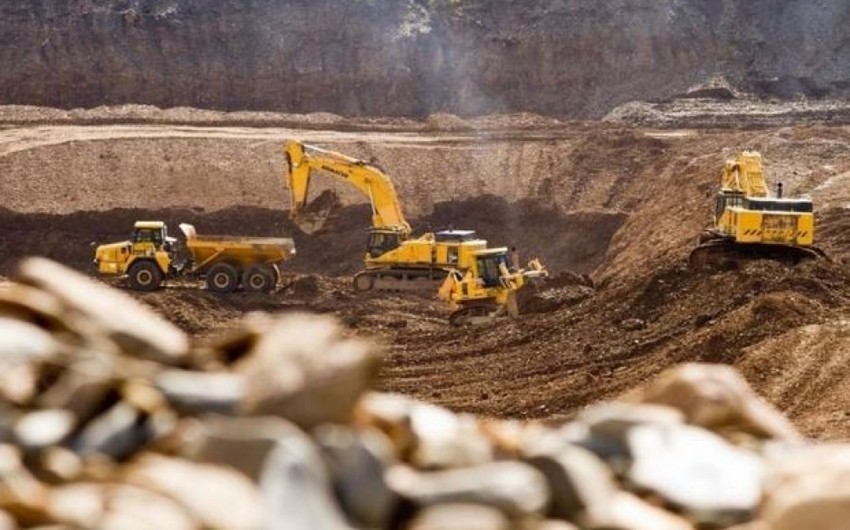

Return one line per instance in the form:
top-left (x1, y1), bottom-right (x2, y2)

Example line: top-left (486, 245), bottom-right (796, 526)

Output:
top-left (237, 313), bottom-right (380, 429)
top-left (386, 462), bottom-right (550, 519)
top-left (761, 445), bottom-right (850, 530)
top-left (589, 491), bottom-right (695, 530)
top-left (125, 454), bottom-right (263, 530)
top-left (15, 258), bottom-right (189, 366)
top-left (630, 363), bottom-right (801, 441)
top-left (407, 503), bottom-right (511, 530)
top-left (154, 370), bottom-right (244, 415)
top-left (525, 444), bottom-right (617, 522)
top-left (260, 424), bottom-right (352, 530)
top-left (626, 422), bottom-right (763, 525)
top-left (315, 425), bottom-right (398, 529)
top-left (182, 416), bottom-right (299, 482)
top-left (48, 483), bottom-right (197, 530)
top-left (354, 393), bottom-right (494, 469)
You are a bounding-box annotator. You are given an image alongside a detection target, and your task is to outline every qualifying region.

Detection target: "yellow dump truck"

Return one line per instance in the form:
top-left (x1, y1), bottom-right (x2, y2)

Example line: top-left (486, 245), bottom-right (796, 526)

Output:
top-left (94, 221), bottom-right (295, 293)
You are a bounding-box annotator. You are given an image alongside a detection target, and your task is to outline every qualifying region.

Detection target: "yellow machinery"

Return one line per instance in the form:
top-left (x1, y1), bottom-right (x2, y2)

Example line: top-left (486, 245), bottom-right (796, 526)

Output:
top-left (94, 221), bottom-right (295, 292)
top-left (285, 140), bottom-right (493, 291)
top-left (438, 249), bottom-right (548, 325)
top-left (689, 151), bottom-right (826, 269)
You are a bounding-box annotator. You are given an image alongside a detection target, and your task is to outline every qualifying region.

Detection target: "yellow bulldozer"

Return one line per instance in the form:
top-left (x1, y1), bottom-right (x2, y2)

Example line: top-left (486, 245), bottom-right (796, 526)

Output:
top-left (438, 252), bottom-right (548, 326)
top-left (689, 151), bottom-right (827, 269)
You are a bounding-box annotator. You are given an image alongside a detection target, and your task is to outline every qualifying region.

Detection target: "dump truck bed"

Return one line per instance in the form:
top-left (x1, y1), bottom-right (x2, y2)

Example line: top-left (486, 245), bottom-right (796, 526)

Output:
top-left (179, 224), bottom-right (295, 270)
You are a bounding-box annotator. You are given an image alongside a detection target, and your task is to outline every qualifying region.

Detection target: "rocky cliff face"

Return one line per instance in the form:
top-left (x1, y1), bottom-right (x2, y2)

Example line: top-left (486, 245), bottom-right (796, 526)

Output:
top-left (2, 0), bottom-right (849, 118)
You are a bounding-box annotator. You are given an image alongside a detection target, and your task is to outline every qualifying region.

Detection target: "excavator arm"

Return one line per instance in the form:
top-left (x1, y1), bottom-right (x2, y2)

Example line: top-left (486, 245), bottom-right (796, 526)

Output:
top-left (284, 140), bottom-right (411, 235)
top-left (720, 151), bottom-right (769, 197)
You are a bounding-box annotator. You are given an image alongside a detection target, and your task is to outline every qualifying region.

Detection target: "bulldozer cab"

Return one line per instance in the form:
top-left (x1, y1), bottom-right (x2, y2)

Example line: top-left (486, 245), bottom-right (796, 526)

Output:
top-left (366, 228), bottom-right (403, 258)
top-left (475, 250), bottom-right (510, 288)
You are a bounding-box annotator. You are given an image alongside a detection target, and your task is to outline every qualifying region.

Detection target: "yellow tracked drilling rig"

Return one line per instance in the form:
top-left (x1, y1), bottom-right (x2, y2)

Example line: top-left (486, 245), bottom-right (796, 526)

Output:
top-left (689, 151), bottom-right (827, 269)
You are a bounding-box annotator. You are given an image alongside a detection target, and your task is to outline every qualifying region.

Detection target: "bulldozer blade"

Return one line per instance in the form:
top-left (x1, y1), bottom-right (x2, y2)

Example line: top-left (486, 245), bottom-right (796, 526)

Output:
top-left (505, 291), bottom-right (519, 318)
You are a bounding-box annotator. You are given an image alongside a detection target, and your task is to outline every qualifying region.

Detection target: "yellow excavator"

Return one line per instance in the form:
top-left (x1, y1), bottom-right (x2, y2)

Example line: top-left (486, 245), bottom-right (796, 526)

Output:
top-left (284, 139), bottom-right (548, 324)
top-left (689, 151), bottom-right (827, 269)
top-left (285, 140), bottom-right (494, 291)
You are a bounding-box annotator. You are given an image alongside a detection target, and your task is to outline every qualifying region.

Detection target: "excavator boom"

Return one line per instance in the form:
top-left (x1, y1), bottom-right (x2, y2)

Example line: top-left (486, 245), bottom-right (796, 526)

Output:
top-left (284, 141), bottom-right (411, 235)
top-left (720, 151), bottom-right (769, 197)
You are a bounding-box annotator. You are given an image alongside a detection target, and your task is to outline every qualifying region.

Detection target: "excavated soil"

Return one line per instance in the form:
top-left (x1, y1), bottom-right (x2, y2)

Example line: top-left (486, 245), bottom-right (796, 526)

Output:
top-left (3, 107), bottom-right (850, 440)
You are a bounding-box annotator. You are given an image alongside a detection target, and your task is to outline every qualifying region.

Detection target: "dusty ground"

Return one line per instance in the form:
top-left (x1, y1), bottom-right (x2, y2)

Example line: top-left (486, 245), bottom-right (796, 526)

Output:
top-left (3, 105), bottom-right (850, 440)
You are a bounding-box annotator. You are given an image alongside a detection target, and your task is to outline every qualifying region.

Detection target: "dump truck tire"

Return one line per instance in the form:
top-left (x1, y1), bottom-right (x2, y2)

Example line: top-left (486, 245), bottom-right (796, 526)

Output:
top-left (127, 260), bottom-right (163, 292)
top-left (206, 262), bottom-right (239, 293)
top-left (243, 264), bottom-right (276, 293)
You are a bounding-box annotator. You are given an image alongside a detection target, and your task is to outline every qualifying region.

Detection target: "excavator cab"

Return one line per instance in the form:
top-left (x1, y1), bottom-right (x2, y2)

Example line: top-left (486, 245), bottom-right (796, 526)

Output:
top-left (366, 228), bottom-right (404, 258)
top-left (714, 191), bottom-right (746, 223)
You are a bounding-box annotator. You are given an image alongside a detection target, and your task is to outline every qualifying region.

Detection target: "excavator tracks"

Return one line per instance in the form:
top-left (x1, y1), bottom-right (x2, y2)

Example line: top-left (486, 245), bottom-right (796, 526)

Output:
top-left (353, 269), bottom-right (447, 292)
top-left (688, 234), bottom-right (829, 271)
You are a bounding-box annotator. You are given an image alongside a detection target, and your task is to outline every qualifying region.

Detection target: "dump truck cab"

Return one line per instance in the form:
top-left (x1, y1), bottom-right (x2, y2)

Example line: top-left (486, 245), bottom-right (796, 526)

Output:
top-left (94, 221), bottom-right (176, 291)
top-left (131, 221), bottom-right (175, 252)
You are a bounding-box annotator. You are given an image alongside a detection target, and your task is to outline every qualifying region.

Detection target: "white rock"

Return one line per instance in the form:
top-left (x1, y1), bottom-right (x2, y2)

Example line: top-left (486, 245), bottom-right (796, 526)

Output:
top-left (260, 425), bottom-right (352, 530)
top-left (627, 423), bottom-right (762, 523)
top-left (387, 462), bottom-right (550, 518)
top-left (762, 444), bottom-right (850, 530)
top-left (14, 410), bottom-right (76, 451)
top-left (0, 318), bottom-right (59, 362)
top-left (587, 491), bottom-right (695, 530)
top-left (408, 503), bottom-right (511, 530)
top-left (126, 454), bottom-right (264, 530)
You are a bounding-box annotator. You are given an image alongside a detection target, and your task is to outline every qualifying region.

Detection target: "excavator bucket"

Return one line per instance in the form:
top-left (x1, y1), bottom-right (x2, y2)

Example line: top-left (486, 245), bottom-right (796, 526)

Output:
top-left (291, 189), bottom-right (341, 235)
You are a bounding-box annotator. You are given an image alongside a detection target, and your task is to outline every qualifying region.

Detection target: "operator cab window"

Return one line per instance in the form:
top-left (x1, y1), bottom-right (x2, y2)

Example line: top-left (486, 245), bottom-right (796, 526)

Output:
top-left (133, 229), bottom-right (152, 243)
top-left (367, 232), bottom-right (401, 258)
top-left (477, 254), bottom-right (508, 288)
top-left (133, 228), bottom-right (164, 247)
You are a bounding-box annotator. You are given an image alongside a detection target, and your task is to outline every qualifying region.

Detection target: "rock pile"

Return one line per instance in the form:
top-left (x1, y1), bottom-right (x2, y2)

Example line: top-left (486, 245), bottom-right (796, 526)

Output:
top-left (0, 257), bottom-right (847, 529)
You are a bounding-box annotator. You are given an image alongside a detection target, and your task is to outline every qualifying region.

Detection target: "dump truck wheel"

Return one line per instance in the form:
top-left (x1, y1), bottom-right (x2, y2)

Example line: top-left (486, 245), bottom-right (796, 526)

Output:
top-left (206, 263), bottom-right (239, 293)
top-left (127, 261), bottom-right (163, 292)
top-left (243, 264), bottom-right (276, 293)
